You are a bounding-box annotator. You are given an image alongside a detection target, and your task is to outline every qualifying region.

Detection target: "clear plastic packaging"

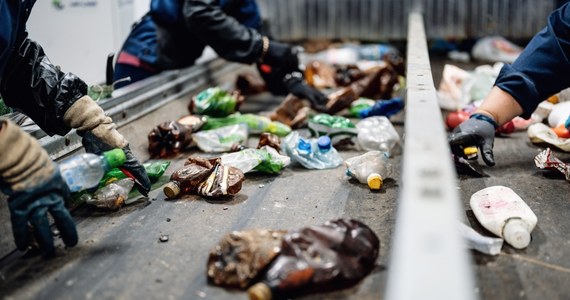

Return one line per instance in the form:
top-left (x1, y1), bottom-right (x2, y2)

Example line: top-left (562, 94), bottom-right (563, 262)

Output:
top-left (221, 146), bottom-right (290, 174)
top-left (58, 149), bottom-right (126, 193)
top-left (86, 178), bottom-right (134, 210)
top-left (344, 151), bottom-right (392, 190)
top-left (282, 132), bottom-right (343, 169)
top-left (192, 124), bottom-right (248, 153)
top-left (355, 116), bottom-right (401, 156)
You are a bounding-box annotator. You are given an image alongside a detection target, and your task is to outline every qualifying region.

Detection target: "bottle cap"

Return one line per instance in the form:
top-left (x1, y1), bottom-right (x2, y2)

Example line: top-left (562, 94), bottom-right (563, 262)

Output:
top-left (367, 173), bottom-right (383, 190)
top-left (297, 139), bottom-right (312, 153)
top-left (503, 218), bottom-right (531, 249)
top-left (463, 146), bottom-right (478, 159)
top-left (248, 282), bottom-right (272, 300)
top-left (317, 136), bottom-right (331, 151)
top-left (102, 149), bottom-right (127, 168)
top-left (163, 181), bottom-right (181, 199)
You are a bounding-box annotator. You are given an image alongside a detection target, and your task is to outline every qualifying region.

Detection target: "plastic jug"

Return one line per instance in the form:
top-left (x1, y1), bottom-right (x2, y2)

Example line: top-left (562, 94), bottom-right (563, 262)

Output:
top-left (470, 186), bottom-right (537, 249)
top-left (344, 151), bottom-right (391, 190)
top-left (58, 149), bottom-right (126, 193)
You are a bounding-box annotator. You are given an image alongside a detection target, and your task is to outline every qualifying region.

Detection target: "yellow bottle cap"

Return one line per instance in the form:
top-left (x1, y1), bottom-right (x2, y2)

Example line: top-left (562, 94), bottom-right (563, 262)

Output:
top-left (367, 173), bottom-right (383, 190)
top-left (248, 282), bottom-right (272, 300)
top-left (463, 146), bottom-right (478, 159)
top-left (163, 182), bottom-right (181, 199)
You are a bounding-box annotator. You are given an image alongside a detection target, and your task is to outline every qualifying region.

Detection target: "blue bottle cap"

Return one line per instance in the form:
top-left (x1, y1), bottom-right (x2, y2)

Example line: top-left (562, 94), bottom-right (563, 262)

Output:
top-left (297, 139), bottom-right (312, 152)
top-left (317, 136), bottom-right (331, 151)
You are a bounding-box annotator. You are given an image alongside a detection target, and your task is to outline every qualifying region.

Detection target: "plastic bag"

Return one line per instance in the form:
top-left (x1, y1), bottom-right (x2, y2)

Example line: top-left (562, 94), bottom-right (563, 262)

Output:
top-left (193, 124), bottom-right (248, 153)
top-left (471, 36), bottom-right (522, 64)
top-left (189, 87), bottom-right (244, 117)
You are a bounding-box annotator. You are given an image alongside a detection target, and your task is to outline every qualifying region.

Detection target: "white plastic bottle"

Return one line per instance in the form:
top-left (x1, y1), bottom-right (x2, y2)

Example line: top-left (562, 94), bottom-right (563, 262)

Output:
top-left (58, 149), bottom-right (126, 192)
top-left (344, 151), bottom-right (391, 190)
top-left (470, 186), bottom-right (538, 249)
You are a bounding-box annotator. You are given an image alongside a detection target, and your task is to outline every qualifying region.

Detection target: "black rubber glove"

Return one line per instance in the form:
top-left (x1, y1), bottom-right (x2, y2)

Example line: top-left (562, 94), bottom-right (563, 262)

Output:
top-left (284, 73), bottom-right (328, 112)
top-left (262, 41), bottom-right (301, 74)
top-left (81, 131), bottom-right (151, 196)
top-left (448, 113), bottom-right (498, 166)
top-left (8, 171), bottom-right (78, 258)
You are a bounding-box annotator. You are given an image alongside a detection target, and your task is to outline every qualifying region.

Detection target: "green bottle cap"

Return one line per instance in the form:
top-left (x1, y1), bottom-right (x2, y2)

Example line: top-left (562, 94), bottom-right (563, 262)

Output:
top-left (102, 149), bottom-right (126, 168)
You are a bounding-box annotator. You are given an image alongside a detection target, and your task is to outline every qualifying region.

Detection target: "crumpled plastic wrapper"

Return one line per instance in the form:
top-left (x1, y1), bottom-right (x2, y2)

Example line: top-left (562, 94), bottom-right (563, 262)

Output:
top-left (528, 123), bottom-right (570, 152)
top-left (189, 87), bottom-right (244, 117)
top-left (534, 148), bottom-right (570, 181)
top-left (257, 133), bottom-right (281, 152)
top-left (168, 157), bottom-right (244, 198)
top-left (87, 178), bottom-right (134, 210)
top-left (207, 229), bottom-right (287, 288)
top-left (269, 95), bottom-right (312, 129)
top-left (148, 115), bottom-right (206, 158)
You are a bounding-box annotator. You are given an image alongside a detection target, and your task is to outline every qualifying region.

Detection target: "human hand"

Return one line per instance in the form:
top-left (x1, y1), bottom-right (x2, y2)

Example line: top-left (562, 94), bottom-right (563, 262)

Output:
top-left (448, 113), bottom-right (498, 166)
top-left (284, 73), bottom-right (328, 112)
top-left (82, 131), bottom-right (151, 196)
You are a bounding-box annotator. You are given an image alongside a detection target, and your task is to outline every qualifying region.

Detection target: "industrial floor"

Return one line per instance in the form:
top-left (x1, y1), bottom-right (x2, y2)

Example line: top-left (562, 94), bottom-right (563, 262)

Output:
top-left (0, 56), bottom-right (569, 299)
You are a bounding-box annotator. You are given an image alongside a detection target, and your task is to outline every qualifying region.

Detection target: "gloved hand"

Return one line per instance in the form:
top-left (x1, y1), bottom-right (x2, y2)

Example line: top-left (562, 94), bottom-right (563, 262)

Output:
top-left (284, 72), bottom-right (329, 112)
top-left (63, 96), bottom-right (151, 195)
top-left (448, 113), bottom-right (498, 166)
top-left (261, 39), bottom-right (301, 73)
top-left (0, 120), bottom-right (78, 258)
top-left (81, 131), bottom-right (151, 196)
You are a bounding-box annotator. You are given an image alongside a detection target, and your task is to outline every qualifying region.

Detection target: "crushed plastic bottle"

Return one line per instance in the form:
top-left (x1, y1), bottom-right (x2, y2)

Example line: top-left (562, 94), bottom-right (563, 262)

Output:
top-left (59, 149), bottom-right (126, 193)
top-left (308, 113), bottom-right (358, 145)
top-left (344, 151), bottom-right (392, 190)
top-left (282, 132), bottom-right (343, 169)
top-left (349, 98), bottom-right (376, 117)
top-left (356, 116), bottom-right (401, 156)
top-left (193, 124), bottom-right (248, 153)
top-left (247, 219), bottom-right (380, 300)
top-left (148, 115), bottom-right (206, 158)
top-left (358, 97), bottom-right (404, 119)
top-left (221, 146), bottom-right (290, 174)
top-left (189, 87), bottom-right (244, 117)
top-left (203, 113), bottom-right (291, 137)
top-left (85, 178), bottom-right (134, 210)
top-left (100, 160), bottom-right (171, 188)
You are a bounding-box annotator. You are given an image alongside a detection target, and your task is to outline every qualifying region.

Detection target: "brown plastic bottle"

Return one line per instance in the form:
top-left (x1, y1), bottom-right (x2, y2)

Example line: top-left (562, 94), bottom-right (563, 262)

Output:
top-left (148, 115), bottom-right (205, 158)
top-left (247, 219), bottom-right (380, 300)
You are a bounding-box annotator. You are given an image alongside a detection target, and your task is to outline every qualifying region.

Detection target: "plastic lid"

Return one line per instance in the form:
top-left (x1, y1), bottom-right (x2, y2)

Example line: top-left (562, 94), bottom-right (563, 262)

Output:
top-left (102, 149), bottom-right (127, 168)
top-left (163, 181), bottom-right (181, 199)
top-left (297, 139), bottom-right (312, 153)
top-left (367, 173), bottom-right (383, 190)
top-left (248, 282), bottom-right (272, 300)
top-left (317, 136), bottom-right (332, 151)
top-left (503, 219), bottom-right (531, 249)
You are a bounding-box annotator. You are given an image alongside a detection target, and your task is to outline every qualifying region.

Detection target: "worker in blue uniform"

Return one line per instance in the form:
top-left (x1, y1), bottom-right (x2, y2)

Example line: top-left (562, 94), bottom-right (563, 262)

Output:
top-left (449, 3), bottom-right (570, 166)
top-left (114, 0), bottom-right (328, 111)
top-left (0, 0), bottom-right (151, 257)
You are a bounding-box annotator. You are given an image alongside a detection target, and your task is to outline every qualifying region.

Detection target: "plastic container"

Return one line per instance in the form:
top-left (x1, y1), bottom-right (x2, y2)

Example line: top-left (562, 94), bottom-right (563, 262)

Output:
top-left (548, 101), bottom-right (570, 127)
top-left (355, 116), bottom-right (401, 156)
top-left (58, 149), bottom-right (126, 193)
top-left (221, 146), bottom-right (290, 174)
top-left (358, 97), bottom-right (404, 119)
top-left (344, 151), bottom-right (391, 190)
top-left (202, 113), bottom-right (291, 137)
top-left (470, 186), bottom-right (538, 249)
top-left (86, 178), bottom-right (134, 210)
top-left (282, 132), bottom-right (343, 170)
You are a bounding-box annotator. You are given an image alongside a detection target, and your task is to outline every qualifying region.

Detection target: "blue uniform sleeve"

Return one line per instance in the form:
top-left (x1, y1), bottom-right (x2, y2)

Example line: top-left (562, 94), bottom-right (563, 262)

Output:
top-left (495, 3), bottom-right (570, 118)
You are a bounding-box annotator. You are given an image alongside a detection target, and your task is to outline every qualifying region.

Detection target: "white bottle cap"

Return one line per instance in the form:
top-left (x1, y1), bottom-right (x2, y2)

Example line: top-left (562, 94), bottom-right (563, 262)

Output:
top-left (367, 173), bottom-right (383, 190)
top-left (503, 219), bottom-right (531, 249)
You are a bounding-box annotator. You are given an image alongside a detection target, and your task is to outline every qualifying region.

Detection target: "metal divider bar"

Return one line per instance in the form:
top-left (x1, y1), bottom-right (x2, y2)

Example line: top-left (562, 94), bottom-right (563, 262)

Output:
top-left (38, 59), bottom-right (243, 160)
top-left (385, 12), bottom-right (476, 300)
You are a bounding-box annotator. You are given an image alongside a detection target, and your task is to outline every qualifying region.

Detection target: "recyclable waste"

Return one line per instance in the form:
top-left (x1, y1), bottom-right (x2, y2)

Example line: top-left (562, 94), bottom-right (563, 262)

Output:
top-left (308, 113), bottom-right (358, 145)
top-left (358, 97), bottom-right (404, 119)
top-left (163, 157), bottom-right (244, 199)
top-left (349, 98), bottom-right (376, 117)
top-left (548, 101), bottom-right (570, 127)
top-left (207, 219), bottom-right (379, 300)
top-left (193, 124), bottom-right (248, 153)
top-left (203, 113), bottom-right (291, 137)
top-left (189, 87), bottom-right (244, 117)
top-left (269, 95), bottom-right (311, 129)
top-left (344, 151), bottom-right (392, 190)
top-left (470, 186), bottom-right (538, 249)
top-left (84, 178), bottom-right (134, 210)
top-left (528, 123), bottom-right (570, 152)
top-left (534, 148), bottom-right (570, 181)
top-left (59, 148), bottom-right (126, 193)
top-left (471, 36), bottom-right (522, 64)
top-left (221, 146), bottom-right (290, 174)
top-left (282, 132), bottom-right (343, 169)
top-left (356, 116), bottom-right (401, 156)
top-left (458, 222), bottom-right (503, 256)
top-left (148, 115), bottom-right (206, 158)
top-left (257, 133), bottom-right (281, 152)
top-left (100, 160), bottom-right (171, 188)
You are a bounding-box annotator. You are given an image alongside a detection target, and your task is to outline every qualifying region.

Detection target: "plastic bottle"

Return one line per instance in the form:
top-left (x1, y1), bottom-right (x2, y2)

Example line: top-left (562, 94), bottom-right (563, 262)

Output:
top-left (344, 151), bottom-right (391, 190)
top-left (282, 132), bottom-right (343, 170)
top-left (470, 186), bottom-right (538, 249)
top-left (355, 116), bottom-right (400, 156)
top-left (358, 97), bottom-right (404, 119)
top-left (202, 113), bottom-right (291, 137)
top-left (85, 178), bottom-right (134, 210)
top-left (58, 149), bottom-right (126, 193)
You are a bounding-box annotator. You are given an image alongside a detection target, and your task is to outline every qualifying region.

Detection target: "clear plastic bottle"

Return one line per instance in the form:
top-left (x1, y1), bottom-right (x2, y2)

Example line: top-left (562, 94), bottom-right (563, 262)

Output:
top-left (282, 132), bottom-right (343, 170)
top-left (344, 151), bottom-right (391, 190)
top-left (355, 116), bottom-right (400, 156)
top-left (58, 149), bottom-right (126, 193)
top-left (314, 136), bottom-right (344, 168)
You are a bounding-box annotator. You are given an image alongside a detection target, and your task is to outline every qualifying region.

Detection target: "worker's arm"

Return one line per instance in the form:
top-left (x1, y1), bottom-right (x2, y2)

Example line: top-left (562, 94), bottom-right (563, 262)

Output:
top-left (0, 120), bottom-right (78, 258)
